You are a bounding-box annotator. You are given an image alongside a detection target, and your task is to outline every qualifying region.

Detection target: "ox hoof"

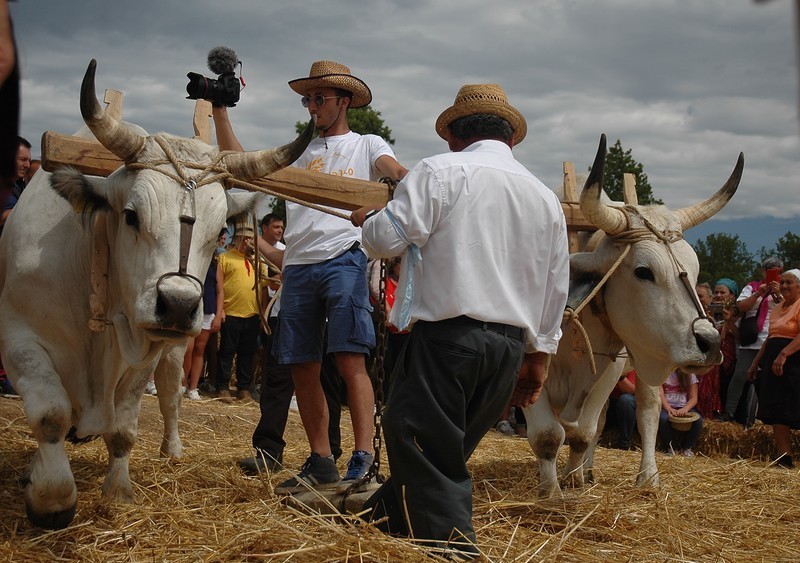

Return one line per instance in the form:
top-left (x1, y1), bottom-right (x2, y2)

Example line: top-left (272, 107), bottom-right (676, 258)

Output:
top-left (25, 501), bottom-right (77, 530)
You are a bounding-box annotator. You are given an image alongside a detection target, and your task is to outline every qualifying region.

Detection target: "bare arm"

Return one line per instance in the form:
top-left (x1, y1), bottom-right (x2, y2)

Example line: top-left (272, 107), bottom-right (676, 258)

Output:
top-left (0, 0), bottom-right (14, 85)
top-left (213, 261), bottom-right (226, 329)
top-left (676, 383), bottom-right (698, 416)
top-left (256, 237), bottom-right (284, 269)
top-left (212, 106), bottom-right (245, 152)
top-left (659, 386), bottom-right (674, 415)
top-left (375, 155), bottom-right (408, 182)
top-left (770, 332), bottom-right (800, 377)
top-left (616, 375), bottom-right (635, 395)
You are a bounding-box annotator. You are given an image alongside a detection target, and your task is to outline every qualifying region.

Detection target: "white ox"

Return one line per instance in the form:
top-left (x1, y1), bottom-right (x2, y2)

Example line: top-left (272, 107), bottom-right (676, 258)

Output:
top-left (524, 136), bottom-right (743, 497)
top-left (0, 60), bottom-right (313, 529)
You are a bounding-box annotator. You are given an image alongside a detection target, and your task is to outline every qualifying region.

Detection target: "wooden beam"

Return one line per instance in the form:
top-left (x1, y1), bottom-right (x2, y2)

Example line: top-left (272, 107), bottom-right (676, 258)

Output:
top-left (192, 100), bottom-right (213, 144)
top-left (103, 89), bottom-right (123, 120)
top-left (40, 130), bottom-right (599, 227)
top-left (563, 161), bottom-right (581, 252)
top-left (40, 130), bottom-right (389, 210)
top-left (623, 173), bottom-right (638, 205)
top-left (41, 131), bottom-right (121, 178)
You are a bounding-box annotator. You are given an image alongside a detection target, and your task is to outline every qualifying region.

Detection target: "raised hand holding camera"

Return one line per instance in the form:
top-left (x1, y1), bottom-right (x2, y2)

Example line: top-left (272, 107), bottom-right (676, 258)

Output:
top-left (186, 46), bottom-right (243, 107)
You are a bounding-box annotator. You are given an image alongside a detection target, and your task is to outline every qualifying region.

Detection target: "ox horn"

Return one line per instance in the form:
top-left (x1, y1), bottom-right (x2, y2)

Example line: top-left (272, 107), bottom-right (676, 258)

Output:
top-left (674, 153), bottom-right (744, 231)
top-left (224, 116), bottom-right (316, 180)
top-left (579, 134), bottom-right (628, 236)
top-left (80, 59), bottom-right (146, 163)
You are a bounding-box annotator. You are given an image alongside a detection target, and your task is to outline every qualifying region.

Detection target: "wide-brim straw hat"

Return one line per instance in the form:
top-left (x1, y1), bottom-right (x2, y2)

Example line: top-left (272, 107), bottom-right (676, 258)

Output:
top-left (435, 84), bottom-right (527, 145)
top-left (288, 60), bottom-right (372, 108)
top-left (669, 411), bottom-right (700, 431)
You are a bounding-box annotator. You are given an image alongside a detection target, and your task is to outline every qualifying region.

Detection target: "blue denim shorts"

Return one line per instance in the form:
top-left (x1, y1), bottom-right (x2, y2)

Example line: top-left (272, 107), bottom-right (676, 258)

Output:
top-left (273, 247), bottom-right (375, 364)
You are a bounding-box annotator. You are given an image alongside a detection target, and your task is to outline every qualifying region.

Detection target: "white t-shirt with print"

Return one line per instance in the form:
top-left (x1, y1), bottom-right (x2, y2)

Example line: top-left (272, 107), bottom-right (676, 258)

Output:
top-left (283, 131), bottom-right (395, 266)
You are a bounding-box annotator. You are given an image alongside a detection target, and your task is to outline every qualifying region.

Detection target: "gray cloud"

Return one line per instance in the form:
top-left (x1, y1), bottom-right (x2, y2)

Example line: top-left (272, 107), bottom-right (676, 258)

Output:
top-left (10, 0), bottom-right (799, 236)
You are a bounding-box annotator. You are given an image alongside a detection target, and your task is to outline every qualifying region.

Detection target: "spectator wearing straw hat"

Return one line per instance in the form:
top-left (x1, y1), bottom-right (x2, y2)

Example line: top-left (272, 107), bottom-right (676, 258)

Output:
top-left (215, 223), bottom-right (268, 403)
top-left (213, 60), bottom-right (407, 492)
top-left (354, 83), bottom-right (569, 557)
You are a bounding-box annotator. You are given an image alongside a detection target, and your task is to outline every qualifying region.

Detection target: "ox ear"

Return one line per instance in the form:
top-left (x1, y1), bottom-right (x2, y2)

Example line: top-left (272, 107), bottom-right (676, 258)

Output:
top-left (50, 167), bottom-right (112, 226)
top-left (567, 248), bottom-right (622, 309)
top-left (225, 190), bottom-right (264, 222)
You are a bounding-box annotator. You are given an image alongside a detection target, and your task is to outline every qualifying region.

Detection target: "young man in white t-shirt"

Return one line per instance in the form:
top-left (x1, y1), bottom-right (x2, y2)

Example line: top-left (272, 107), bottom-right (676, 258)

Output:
top-left (214, 60), bottom-right (406, 493)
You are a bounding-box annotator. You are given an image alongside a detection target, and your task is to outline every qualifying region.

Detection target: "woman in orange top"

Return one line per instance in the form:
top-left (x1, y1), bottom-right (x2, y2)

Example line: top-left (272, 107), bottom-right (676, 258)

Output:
top-left (748, 269), bottom-right (800, 468)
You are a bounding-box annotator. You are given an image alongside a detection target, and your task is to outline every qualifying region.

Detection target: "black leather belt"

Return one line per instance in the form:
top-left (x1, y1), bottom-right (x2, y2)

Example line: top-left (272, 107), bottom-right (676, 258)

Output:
top-left (431, 316), bottom-right (525, 341)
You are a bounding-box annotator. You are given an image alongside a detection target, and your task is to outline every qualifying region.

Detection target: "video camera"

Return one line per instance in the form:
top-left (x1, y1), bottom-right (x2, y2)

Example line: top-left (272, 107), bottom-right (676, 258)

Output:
top-left (186, 46), bottom-right (241, 107)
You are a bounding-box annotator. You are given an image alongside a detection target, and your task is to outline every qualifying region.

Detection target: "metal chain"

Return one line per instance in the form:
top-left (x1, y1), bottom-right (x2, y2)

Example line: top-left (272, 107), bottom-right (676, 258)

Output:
top-left (339, 178), bottom-right (397, 504)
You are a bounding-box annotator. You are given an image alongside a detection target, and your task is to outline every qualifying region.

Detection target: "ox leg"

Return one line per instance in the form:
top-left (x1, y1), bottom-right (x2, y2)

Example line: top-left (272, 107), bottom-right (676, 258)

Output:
top-left (635, 380), bottom-right (660, 487)
top-left (101, 399), bottom-right (142, 503)
top-left (563, 359), bottom-right (624, 490)
top-left (523, 390), bottom-right (565, 498)
top-left (584, 400), bottom-right (610, 484)
top-left (5, 345), bottom-right (77, 529)
top-left (153, 344), bottom-right (185, 459)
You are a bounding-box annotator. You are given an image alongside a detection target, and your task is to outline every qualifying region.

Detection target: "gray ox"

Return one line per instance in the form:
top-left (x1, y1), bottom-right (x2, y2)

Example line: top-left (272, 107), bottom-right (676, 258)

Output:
top-left (524, 135), bottom-right (742, 497)
top-left (0, 60), bottom-right (313, 529)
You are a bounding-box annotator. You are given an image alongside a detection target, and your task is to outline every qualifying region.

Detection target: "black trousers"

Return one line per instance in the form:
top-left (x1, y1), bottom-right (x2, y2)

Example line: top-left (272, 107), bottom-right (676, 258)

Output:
top-left (252, 317), bottom-right (343, 461)
top-left (217, 315), bottom-right (260, 392)
top-left (364, 317), bottom-right (524, 553)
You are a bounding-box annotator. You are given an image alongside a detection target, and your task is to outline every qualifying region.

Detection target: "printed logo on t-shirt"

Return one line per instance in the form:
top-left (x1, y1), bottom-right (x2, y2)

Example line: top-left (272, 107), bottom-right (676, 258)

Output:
top-left (306, 157), bottom-right (356, 178)
top-left (307, 157), bottom-right (325, 172)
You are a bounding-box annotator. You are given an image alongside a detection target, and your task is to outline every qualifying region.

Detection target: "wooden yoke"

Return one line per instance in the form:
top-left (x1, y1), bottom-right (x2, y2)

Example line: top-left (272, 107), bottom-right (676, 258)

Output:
top-left (42, 96), bottom-right (598, 224)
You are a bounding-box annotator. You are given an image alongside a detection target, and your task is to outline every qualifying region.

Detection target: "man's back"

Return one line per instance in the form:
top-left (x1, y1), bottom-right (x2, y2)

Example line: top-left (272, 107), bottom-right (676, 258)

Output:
top-left (377, 139), bottom-right (569, 345)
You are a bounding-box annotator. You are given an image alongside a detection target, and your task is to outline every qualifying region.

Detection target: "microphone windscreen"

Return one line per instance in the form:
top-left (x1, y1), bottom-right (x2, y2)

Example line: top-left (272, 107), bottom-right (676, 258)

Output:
top-left (207, 46), bottom-right (239, 75)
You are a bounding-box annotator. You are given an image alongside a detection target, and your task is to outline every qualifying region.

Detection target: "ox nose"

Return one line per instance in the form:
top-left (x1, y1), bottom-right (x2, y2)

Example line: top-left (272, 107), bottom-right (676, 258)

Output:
top-left (155, 275), bottom-right (202, 329)
top-left (694, 321), bottom-right (721, 358)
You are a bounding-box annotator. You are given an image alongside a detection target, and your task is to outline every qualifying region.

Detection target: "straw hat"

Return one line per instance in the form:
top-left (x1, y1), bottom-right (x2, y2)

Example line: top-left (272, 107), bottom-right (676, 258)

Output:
top-left (435, 84), bottom-right (527, 144)
top-left (233, 223), bottom-right (255, 238)
top-left (288, 60), bottom-right (372, 108)
top-left (669, 411), bottom-right (700, 431)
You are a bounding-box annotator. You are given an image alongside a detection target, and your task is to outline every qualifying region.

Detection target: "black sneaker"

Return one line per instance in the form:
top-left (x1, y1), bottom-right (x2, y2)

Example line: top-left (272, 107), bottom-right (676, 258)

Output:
top-left (239, 451), bottom-right (282, 475)
top-left (274, 453), bottom-right (340, 495)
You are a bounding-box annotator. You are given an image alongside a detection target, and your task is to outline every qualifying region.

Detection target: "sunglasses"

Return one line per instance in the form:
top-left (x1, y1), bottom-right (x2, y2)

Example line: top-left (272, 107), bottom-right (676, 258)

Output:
top-left (301, 95), bottom-right (341, 108)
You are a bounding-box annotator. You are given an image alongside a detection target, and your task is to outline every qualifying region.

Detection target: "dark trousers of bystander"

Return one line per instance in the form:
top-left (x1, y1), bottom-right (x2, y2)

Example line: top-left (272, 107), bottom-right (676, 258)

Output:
top-left (217, 315), bottom-right (260, 392)
top-left (252, 316), bottom-right (343, 463)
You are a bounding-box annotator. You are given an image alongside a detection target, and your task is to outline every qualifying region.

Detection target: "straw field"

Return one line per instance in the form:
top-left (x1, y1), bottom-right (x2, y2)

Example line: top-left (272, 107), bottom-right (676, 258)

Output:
top-left (0, 393), bottom-right (798, 562)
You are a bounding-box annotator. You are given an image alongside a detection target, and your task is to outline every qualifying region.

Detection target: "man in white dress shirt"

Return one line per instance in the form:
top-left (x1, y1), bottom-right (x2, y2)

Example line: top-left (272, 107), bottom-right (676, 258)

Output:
top-left (353, 84), bottom-right (570, 557)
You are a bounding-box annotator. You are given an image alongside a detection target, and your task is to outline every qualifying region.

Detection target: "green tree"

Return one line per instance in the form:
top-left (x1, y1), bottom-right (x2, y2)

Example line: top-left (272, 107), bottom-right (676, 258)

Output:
top-left (600, 139), bottom-right (663, 205)
top-left (270, 106), bottom-right (397, 216)
top-left (692, 233), bottom-right (757, 291)
top-left (772, 232), bottom-right (800, 270)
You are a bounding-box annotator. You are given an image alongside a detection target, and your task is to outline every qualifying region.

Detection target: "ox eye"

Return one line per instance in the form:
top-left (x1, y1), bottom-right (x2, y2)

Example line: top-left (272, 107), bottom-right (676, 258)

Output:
top-left (123, 209), bottom-right (140, 230)
top-left (634, 266), bottom-right (655, 282)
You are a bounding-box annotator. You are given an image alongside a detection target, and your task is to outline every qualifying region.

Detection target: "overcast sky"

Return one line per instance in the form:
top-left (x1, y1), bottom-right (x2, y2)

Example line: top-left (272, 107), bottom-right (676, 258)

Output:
top-left (10, 1), bottom-right (800, 251)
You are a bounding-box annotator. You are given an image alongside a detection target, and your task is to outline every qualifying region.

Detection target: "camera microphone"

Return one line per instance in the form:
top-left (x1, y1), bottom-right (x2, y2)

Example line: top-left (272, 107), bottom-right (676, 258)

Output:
top-left (207, 46), bottom-right (239, 76)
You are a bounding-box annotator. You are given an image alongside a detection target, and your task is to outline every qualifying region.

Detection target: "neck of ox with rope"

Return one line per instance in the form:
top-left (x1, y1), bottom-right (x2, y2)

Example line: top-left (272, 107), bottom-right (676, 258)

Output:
top-left (568, 206), bottom-right (708, 375)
